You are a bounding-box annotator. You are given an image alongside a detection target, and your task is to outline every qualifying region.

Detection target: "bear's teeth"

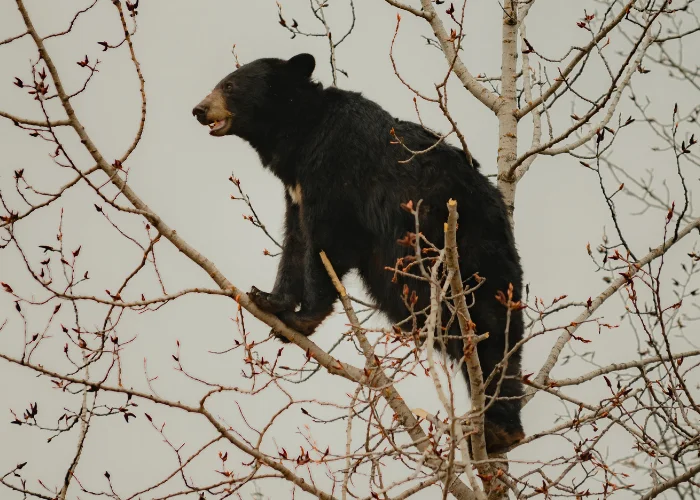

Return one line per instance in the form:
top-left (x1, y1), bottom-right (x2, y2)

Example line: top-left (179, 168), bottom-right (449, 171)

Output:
top-left (209, 120), bottom-right (225, 131)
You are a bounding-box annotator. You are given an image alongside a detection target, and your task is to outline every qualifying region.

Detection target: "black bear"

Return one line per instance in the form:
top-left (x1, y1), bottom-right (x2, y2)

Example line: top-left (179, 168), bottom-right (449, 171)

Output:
top-left (192, 53), bottom-right (525, 453)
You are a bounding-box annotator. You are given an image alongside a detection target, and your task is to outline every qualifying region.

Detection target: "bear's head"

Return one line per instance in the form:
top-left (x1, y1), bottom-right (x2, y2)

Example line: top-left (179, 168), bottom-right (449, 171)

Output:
top-left (192, 53), bottom-right (317, 139)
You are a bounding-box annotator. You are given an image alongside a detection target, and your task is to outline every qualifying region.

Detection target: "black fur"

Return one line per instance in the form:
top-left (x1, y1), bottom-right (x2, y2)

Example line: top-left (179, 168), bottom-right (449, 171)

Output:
top-left (193, 54), bottom-right (525, 453)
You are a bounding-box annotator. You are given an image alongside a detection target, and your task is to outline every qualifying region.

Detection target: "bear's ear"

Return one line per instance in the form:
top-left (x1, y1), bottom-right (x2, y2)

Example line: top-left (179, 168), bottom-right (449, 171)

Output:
top-left (287, 53), bottom-right (316, 79)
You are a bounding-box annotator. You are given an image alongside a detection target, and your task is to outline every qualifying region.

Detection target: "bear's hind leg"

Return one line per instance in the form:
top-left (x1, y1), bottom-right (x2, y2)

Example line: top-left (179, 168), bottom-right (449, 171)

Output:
top-left (474, 308), bottom-right (525, 454)
top-left (444, 295), bottom-right (524, 454)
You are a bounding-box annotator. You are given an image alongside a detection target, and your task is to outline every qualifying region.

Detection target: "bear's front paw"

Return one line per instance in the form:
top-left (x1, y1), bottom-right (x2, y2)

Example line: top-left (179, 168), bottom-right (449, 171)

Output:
top-left (267, 316), bottom-right (309, 344)
top-left (269, 326), bottom-right (292, 343)
top-left (277, 310), bottom-right (324, 337)
top-left (248, 286), bottom-right (272, 311)
top-left (249, 286), bottom-right (294, 314)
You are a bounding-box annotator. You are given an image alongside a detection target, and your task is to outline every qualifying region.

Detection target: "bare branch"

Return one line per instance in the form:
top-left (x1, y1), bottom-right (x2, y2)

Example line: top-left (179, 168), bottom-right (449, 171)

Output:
top-left (526, 213), bottom-right (700, 403)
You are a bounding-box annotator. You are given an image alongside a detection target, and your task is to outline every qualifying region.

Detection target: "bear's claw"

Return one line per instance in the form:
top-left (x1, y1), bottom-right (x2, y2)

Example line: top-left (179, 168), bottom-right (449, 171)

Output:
top-left (249, 286), bottom-right (290, 314)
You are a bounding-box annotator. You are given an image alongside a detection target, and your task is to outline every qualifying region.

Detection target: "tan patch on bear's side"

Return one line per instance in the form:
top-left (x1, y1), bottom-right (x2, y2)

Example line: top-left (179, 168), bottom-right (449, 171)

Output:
top-left (287, 183), bottom-right (302, 205)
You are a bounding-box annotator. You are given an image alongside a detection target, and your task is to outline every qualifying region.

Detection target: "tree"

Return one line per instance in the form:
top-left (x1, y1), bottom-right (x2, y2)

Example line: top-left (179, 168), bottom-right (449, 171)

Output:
top-left (1, 0), bottom-right (699, 498)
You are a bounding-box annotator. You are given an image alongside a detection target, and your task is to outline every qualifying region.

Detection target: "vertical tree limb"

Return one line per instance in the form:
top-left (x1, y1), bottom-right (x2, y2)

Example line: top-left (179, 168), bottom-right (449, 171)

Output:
top-left (495, 0), bottom-right (519, 225)
top-left (320, 250), bottom-right (481, 500)
top-left (444, 201), bottom-right (488, 462)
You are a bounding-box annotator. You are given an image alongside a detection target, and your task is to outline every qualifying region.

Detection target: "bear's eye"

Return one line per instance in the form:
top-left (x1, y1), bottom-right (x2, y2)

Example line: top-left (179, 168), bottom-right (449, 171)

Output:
top-left (224, 82), bottom-right (233, 93)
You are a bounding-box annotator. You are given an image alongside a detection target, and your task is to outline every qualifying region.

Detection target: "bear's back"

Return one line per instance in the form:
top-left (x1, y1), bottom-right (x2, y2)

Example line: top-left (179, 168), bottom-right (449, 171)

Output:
top-left (304, 88), bottom-right (510, 246)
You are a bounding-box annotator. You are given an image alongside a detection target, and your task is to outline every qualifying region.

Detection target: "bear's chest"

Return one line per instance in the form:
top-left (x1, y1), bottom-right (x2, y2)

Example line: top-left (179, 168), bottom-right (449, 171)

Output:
top-left (286, 183), bottom-right (302, 206)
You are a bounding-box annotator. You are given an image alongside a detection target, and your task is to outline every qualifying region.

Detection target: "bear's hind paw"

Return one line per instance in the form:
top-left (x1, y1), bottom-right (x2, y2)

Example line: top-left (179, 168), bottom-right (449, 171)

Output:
top-left (484, 421), bottom-right (525, 455)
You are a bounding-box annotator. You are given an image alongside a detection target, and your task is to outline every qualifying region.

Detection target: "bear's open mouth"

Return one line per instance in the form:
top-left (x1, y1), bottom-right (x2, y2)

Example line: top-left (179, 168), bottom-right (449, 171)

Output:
top-left (207, 117), bottom-right (231, 136)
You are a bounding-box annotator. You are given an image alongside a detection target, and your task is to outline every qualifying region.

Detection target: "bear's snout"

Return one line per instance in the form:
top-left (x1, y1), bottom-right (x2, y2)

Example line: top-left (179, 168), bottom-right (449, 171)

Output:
top-left (192, 104), bottom-right (208, 124)
top-left (192, 89), bottom-right (233, 136)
